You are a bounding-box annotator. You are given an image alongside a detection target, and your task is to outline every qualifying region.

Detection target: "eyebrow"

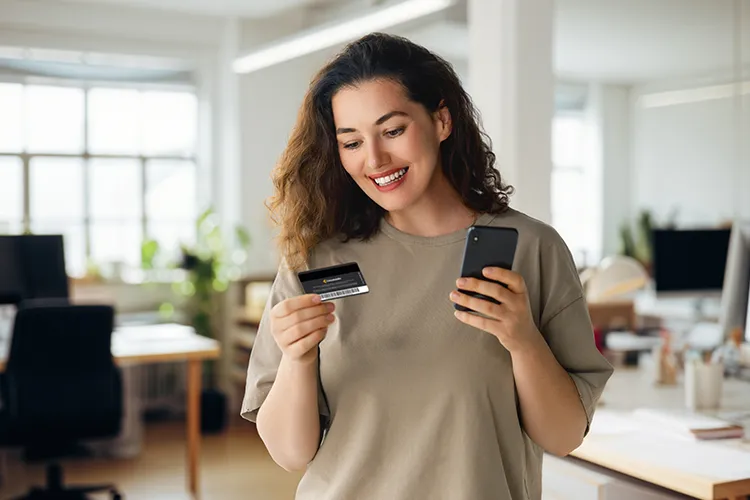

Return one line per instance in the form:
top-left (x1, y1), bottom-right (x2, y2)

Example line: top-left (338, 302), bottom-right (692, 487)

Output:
top-left (335, 110), bottom-right (409, 135)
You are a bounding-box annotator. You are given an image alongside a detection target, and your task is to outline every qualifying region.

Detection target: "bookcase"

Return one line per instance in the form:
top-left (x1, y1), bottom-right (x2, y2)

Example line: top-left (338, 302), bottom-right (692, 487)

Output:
top-left (227, 273), bottom-right (275, 407)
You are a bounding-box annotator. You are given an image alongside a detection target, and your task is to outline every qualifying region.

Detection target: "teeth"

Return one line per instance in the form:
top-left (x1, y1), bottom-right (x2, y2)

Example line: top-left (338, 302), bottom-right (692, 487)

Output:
top-left (374, 168), bottom-right (407, 186)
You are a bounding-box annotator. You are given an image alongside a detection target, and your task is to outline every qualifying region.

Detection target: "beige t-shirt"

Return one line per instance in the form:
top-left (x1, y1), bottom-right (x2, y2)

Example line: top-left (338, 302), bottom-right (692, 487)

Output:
top-left (242, 208), bottom-right (613, 500)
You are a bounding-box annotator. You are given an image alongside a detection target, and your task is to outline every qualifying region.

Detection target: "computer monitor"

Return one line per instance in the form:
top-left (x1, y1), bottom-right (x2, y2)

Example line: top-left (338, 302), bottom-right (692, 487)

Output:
top-left (0, 236), bottom-right (24, 304)
top-left (0, 234), bottom-right (69, 305)
top-left (719, 222), bottom-right (750, 342)
top-left (652, 228), bottom-right (732, 297)
top-left (20, 235), bottom-right (69, 300)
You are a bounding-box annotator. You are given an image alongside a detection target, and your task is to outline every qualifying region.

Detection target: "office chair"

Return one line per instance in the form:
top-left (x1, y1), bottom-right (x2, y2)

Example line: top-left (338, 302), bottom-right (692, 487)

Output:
top-left (0, 303), bottom-right (124, 500)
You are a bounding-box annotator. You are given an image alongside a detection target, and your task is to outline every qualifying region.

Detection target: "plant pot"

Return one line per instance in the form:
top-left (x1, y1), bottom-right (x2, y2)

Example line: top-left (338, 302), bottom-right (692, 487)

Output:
top-left (200, 388), bottom-right (228, 434)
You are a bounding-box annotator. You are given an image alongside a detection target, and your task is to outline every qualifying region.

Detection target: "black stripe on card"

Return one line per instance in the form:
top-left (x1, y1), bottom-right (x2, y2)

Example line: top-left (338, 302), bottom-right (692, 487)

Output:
top-left (298, 262), bottom-right (362, 283)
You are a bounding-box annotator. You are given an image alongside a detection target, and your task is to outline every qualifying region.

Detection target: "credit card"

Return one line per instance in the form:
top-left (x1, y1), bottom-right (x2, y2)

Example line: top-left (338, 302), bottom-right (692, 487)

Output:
top-left (297, 262), bottom-right (369, 301)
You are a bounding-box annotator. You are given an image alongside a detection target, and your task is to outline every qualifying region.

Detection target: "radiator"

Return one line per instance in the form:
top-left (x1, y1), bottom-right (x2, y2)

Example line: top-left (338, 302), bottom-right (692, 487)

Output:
top-left (137, 362), bottom-right (186, 416)
top-left (83, 361), bottom-right (188, 458)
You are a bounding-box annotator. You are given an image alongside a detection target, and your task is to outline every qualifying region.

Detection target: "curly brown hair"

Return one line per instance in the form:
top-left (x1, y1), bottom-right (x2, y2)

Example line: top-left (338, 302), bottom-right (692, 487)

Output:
top-left (267, 32), bottom-right (513, 271)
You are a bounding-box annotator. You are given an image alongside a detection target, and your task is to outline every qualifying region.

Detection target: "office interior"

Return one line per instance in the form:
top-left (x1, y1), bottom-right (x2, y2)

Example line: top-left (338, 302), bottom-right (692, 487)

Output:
top-left (0, 0), bottom-right (749, 499)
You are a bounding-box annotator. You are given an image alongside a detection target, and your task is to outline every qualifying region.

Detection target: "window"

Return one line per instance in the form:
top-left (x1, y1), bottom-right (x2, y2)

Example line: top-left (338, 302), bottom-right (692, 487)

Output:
top-left (0, 82), bottom-right (198, 277)
top-left (551, 112), bottom-right (599, 268)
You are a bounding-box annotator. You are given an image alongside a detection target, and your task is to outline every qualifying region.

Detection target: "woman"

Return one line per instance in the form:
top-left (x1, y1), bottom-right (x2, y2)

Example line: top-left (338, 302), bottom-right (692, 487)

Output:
top-left (242, 33), bottom-right (613, 499)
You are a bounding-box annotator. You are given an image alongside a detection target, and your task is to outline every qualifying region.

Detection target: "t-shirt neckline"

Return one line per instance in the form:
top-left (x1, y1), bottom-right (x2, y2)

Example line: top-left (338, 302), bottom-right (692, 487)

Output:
top-left (379, 212), bottom-right (498, 247)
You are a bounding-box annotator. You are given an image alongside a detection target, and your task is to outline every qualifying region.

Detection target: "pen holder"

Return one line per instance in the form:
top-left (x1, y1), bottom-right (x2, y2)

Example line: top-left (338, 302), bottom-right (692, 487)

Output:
top-left (684, 360), bottom-right (723, 411)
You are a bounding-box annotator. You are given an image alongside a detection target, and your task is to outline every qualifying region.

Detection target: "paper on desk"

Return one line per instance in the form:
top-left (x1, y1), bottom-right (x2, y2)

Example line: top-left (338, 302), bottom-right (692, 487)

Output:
top-left (589, 409), bottom-right (647, 435)
top-left (620, 408), bottom-right (744, 442)
top-left (598, 432), bottom-right (750, 480)
top-left (114, 323), bottom-right (195, 341)
top-left (633, 408), bottom-right (744, 432)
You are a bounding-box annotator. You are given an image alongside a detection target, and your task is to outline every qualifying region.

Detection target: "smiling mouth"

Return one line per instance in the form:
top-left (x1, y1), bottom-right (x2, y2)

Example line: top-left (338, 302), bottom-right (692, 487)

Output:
top-left (370, 167), bottom-right (409, 187)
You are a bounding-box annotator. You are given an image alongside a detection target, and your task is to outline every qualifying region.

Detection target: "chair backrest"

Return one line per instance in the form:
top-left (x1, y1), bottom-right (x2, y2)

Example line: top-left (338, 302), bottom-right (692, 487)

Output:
top-left (9, 303), bottom-right (114, 373)
top-left (4, 303), bottom-right (122, 444)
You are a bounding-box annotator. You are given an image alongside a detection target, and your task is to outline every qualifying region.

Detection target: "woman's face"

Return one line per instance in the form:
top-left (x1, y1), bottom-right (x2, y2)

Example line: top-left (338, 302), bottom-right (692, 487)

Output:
top-left (331, 78), bottom-right (451, 213)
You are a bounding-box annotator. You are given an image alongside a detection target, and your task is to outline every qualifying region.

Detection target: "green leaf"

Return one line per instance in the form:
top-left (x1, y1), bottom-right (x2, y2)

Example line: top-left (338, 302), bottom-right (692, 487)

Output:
top-left (159, 302), bottom-right (175, 319)
top-left (236, 226), bottom-right (251, 248)
top-left (141, 239), bottom-right (160, 269)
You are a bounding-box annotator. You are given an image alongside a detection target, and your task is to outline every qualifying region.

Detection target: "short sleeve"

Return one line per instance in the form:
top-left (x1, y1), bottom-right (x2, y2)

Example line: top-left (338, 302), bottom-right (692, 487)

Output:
top-left (538, 238), bottom-right (614, 435)
top-left (240, 260), bottom-right (331, 425)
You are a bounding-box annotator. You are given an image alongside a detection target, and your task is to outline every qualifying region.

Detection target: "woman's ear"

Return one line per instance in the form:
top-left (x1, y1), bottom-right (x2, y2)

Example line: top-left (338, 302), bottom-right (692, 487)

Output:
top-left (434, 100), bottom-right (453, 142)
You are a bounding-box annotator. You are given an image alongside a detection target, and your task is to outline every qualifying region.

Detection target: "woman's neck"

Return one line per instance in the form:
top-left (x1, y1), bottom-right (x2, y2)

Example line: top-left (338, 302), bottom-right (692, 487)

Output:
top-left (385, 171), bottom-right (477, 237)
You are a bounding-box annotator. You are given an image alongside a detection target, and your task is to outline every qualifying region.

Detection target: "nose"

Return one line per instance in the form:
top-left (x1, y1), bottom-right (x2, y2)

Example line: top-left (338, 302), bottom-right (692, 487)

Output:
top-left (366, 140), bottom-right (390, 171)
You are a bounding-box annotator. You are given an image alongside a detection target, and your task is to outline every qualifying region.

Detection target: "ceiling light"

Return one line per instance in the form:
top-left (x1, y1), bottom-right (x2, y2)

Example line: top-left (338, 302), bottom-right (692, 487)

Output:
top-left (640, 81), bottom-right (750, 108)
top-left (233, 0), bottom-right (455, 74)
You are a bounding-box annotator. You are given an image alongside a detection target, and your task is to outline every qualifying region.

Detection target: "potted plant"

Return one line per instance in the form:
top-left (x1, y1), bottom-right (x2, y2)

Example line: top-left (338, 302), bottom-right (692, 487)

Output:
top-left (173, 207), bottom-right (251, 434)
top-left (618, 209), bottom-right (656, 275)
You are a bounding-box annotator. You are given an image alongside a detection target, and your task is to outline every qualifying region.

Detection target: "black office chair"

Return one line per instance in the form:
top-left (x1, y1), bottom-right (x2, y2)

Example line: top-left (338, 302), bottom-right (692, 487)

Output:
top-left (0, 303), bottom-right (124, 500)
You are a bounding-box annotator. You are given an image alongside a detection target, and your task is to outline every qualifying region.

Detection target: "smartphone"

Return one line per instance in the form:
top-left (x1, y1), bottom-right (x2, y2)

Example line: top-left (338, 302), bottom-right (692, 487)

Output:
top-left (455, 225), bottom-right (519, 312)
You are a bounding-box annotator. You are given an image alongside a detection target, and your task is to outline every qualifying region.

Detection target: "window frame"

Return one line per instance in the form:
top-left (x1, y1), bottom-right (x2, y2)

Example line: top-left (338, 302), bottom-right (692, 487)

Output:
top-left (551, 109), bottom-right (594, 267)
top-left (0, 76), bottom-right (199, 275)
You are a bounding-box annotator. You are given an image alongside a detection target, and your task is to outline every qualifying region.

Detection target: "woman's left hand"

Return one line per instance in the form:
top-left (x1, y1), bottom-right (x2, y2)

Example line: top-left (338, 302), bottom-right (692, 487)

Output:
top-left (449, 267), bottom-right (541, 354)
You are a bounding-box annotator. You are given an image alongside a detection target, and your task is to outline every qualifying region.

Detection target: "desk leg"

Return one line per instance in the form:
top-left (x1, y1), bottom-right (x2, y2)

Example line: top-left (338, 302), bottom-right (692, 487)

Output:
top-left (187, 359), bottom-right (201, 497)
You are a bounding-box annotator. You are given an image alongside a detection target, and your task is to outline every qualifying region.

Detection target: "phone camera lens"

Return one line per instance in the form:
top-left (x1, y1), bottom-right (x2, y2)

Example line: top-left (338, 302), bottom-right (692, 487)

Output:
top-left (473, 236), bottom-right (479, 242)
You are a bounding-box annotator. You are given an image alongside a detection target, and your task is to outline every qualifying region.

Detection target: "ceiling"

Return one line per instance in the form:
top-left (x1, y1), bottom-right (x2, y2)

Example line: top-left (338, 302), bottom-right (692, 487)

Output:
top-left (53, 0), bottom-right (342, 18)
top-left (45, 0), bottom-right (749, 83)
top-left (554, 0), bottom-right (747, 83)
top-left (409, 0), bottom-right (750, 84)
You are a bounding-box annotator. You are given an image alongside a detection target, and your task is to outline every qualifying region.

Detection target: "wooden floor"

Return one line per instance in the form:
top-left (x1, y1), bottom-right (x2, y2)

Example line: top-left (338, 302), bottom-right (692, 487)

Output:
top-left (0, 418), bottom-right (302, 500)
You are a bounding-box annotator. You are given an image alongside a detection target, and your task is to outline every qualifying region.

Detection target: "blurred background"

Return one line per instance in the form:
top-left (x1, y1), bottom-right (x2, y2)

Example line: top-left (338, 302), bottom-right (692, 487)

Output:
top-left (0, 0), bottom-right (749, 499)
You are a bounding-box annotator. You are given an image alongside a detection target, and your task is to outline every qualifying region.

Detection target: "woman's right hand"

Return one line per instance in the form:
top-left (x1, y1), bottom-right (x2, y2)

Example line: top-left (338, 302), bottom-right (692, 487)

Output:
top-left (270, 294), bottom-right (336, 364)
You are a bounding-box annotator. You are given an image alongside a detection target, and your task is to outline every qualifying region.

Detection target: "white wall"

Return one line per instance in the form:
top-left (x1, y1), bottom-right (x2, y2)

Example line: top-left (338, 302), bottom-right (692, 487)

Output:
top-left (0, 0), bottom-right (224, 53)
top-left (238, 14), bottom-right (342, 273)
top-left (239, 53), bottom-right (337, 273)
top-left (631, 78), bottom-right (749, 228)
top-left (469, 0), bottom-right (554, 224)
top-left (595, 84), bottom-right (632, 257)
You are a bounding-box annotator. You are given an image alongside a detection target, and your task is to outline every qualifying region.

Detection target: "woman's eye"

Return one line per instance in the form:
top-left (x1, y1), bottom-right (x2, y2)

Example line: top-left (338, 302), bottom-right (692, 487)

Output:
top-left (343, 141), bottom-right (361, 150)
top-left (385, 127), bottom-right (405, 138)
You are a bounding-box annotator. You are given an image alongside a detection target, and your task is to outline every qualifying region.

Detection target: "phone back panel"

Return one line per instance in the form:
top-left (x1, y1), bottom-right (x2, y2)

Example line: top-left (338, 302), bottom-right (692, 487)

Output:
top-left (459, 226), bottom-right (518, 279)
top-left (456, 226), bottom-right (519, 311)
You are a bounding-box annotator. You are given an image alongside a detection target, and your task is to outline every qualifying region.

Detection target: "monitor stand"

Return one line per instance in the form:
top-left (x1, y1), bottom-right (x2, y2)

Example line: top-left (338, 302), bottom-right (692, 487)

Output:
top-left (0, 304), bottom-right (16, 340)
top-left (691, 296), bottom-right (714, 321)
top-left (642, 290), bottom-right (722, 323)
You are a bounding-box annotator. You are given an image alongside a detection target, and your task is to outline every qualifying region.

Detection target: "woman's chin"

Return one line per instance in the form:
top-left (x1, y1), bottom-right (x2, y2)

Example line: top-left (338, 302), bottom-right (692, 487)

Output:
top-left (372, 192), bottom-right (416, 213)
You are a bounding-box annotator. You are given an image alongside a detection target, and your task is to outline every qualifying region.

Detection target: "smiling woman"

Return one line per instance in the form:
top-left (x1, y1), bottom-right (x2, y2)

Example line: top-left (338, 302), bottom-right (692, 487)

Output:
top-left (333, 80), bottom-right (451, 212)
top-left (242, 32), bottom-right (613, 500)
top-left (266, 35), bottom-right (512, 270)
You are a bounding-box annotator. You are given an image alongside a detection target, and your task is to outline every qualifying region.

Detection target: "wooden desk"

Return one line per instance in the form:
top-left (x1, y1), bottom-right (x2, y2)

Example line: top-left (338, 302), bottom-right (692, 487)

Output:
top-left (571, 366), bottom-right (750, 500)
top-left (0, 323), bottom-right (220, 498)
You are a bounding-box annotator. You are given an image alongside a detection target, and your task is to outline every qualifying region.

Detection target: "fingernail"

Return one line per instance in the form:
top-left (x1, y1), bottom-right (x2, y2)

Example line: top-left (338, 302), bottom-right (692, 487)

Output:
top-left (456, 278), bottom-right (466, 287)
top-left (450, 291), bottom-right (459, 300)
top-left (312, 295), bottom-right (322, 303)
top-left (327, 314), bottom-right (335, 322)
top-left (326, 303), bottom-right (335, 312)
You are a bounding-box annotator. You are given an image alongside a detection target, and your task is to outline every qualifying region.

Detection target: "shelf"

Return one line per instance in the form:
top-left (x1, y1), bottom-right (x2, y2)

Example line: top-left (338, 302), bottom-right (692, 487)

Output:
top-left (234, 330), bottom-right (256, 350)
top-left (230, 274), bottom-right (275, 392)
top-left (236, 310), bottom-right (262, 329)
top-left (231, 366), bottom-right (247, 385)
